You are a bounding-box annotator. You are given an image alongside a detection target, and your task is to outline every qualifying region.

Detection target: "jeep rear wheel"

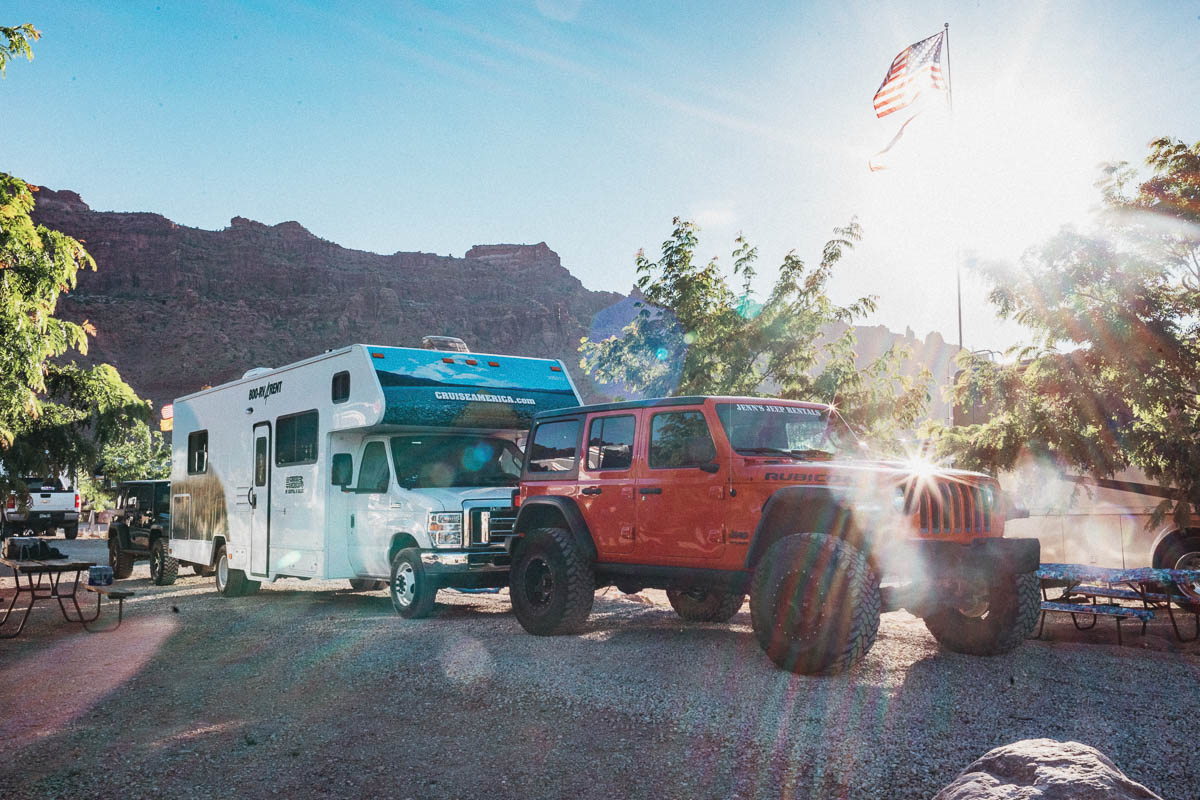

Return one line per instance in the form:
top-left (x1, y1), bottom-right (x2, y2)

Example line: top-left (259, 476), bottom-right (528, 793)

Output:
top-left (109, 536), bottom-right (135, 579)
top-left (510, 527), bottom-right (594, 636)
top-left (389, 548), bottom-right (437, 618)
top-left (666, 588), bottom-right (745, 623)
top-left (149, 539), bottom-right (179, 586)
top-left (922, 571), bottom-right (1040, 655)
top-left (215, 544), bottom-right (261, 597)
top-left (750, 533), bottom-right (880, 675)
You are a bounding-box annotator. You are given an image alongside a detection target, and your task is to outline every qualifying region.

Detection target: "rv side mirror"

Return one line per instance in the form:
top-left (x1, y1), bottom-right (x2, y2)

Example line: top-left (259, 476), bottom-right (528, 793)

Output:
top-left (331, 453), bottom-right (353, 488)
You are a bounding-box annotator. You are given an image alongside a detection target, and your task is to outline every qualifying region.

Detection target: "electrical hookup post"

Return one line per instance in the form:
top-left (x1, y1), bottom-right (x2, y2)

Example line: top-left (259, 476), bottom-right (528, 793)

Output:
top-left (868, 22), bottom-right (961, 423)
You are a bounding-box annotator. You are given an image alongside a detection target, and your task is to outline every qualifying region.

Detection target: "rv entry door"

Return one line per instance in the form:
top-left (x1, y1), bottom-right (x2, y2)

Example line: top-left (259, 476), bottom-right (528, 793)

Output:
top-left (250, 423), bottom-right (271, 576)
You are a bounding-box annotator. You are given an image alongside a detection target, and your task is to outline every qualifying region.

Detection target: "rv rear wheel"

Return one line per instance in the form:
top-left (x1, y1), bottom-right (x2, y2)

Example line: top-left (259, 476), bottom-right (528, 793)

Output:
top-left (215, 544), bottom-right (261, 597)
top-left (390, 548), bottom-right (437, 618)
top-left (349, 578), bottom-right (385, 592)
top-left (150, 539), bottom-right (178, 586)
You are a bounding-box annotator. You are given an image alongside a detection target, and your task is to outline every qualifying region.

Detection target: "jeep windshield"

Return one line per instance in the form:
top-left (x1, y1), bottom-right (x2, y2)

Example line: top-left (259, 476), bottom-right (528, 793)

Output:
top-left (390, 434), bottom-right (523, 489)
top-left (715, 402), bottom-right (856, 458)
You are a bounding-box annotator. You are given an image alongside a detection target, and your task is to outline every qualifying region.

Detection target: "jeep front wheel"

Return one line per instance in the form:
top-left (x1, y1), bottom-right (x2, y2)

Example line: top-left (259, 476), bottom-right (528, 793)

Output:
top-left (666, 588), bottom-right (744, 623)
top-left (750, 533), bottom-right (881, 675)
top-left (389, 548), bottom-right (437, 618)
top-left (922, 571), bottom-right (1040, 655)
top-left (509, 527), bottom-right (594, 636)
top-left (109, 536), bottom-right (135, 580)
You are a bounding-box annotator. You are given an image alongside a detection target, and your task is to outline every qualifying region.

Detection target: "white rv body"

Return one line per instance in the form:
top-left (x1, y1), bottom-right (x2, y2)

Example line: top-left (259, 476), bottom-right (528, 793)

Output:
top-left (168, 344), bottom-right (580, 599)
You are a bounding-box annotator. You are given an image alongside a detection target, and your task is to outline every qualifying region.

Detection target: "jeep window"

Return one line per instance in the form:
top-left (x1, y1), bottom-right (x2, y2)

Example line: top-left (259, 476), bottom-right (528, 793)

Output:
top-left (357, 441), bottom-right (391, 493)
top-left (154, 483), bottom-right (171, 515)
top-left (390, 435), bottom-right (523, 488)
top-left (276, 410), bottom-right (319, 466)
top-left (526, 420), bottom-right (581, 473)
top-left (187, 430), bottom-right (208, 474)
top-left (136, 484), bottom-right (154, 512)
top-left (331, 370), bottom-right (350, 403)
top-left (649, 411), bottom-right (717, 469)
top-left (715, 402), bottom-right (854, 457)
top-left (586, 415), bottom-right (635, 471)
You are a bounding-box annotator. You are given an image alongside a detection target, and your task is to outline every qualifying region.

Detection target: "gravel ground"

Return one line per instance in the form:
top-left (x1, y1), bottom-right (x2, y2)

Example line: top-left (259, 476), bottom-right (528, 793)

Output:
top-left (1, 536), bottom-right (1197, 800)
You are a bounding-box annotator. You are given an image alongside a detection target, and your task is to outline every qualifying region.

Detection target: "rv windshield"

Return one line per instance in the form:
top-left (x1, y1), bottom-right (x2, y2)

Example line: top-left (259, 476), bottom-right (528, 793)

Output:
top-left (390, 434), bottom-right (523, 489)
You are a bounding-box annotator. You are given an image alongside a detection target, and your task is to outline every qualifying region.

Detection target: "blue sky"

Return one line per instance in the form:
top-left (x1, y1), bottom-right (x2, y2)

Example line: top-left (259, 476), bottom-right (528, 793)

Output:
top-left (5, 1), bottom-right (1199, 351)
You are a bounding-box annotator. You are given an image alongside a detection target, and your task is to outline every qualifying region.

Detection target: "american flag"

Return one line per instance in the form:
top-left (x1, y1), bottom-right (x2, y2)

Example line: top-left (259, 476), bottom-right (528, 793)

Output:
top-left (873, 31), bottom-right (947, 118)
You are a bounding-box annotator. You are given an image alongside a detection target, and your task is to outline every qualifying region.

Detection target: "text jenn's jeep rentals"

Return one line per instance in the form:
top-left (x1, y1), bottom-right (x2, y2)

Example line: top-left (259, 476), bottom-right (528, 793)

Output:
top-left (507, 396), bottom-right (1041, 675)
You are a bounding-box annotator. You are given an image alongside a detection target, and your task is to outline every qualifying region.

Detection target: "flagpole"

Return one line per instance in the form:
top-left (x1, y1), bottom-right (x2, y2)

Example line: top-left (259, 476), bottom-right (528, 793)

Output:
top-left (943, 21), bottom-right (963, 354)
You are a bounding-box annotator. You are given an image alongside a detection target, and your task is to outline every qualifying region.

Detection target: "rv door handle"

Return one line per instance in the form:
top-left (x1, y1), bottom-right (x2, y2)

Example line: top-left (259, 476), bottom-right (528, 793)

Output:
top-left (247, 489), bottom-right (257, 509)
top-left (639, 487), bottom-right (662, 495)
top-left (580, 487), bottom-right (602, 495)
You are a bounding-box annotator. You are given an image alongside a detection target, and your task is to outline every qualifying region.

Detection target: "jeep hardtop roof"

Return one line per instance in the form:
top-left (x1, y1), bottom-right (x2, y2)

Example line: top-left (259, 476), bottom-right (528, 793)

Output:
top-left (532, 395), bottom-right (832, 421)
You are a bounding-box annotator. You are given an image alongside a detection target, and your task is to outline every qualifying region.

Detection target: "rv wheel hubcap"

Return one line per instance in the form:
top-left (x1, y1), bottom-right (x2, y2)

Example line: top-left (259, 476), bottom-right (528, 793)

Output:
top-left (394, 562), bottom-right (416, 606)
top-left (217, 557), bottom-right (228, 590)
top-left (1175, 551), bottom-right (1200, 602)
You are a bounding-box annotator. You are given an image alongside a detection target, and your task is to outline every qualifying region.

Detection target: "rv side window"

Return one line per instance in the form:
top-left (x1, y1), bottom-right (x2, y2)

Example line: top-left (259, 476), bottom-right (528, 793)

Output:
top-left (357, 441), bottom-right (390, 493)
top-left (276, 410), bottom-right (319, 466)
top-left (526, 420), bottom-right (581, 473)
top-left (331, 371), bottom-right (350, 403)
top-left (187, 431), bottom-right (208, 474)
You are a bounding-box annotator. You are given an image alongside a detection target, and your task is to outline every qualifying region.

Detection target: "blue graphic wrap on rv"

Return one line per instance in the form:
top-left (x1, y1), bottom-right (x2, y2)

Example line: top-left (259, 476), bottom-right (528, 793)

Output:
top-left (371, 348), bottom-right (579, 429)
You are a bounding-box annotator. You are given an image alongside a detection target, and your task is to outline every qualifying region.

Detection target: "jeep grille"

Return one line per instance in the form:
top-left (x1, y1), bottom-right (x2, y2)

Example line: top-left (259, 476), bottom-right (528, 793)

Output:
top-left (905, 482), bottom-right (992, 534)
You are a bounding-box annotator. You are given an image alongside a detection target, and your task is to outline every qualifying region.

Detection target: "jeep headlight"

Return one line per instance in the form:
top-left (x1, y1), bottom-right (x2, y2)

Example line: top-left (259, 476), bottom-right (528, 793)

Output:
top-left (428, 512), bottom-right (464, 548)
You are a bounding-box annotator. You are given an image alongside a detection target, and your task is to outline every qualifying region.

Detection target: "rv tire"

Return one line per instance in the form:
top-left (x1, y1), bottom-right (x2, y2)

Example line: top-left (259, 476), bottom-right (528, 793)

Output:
top-left (150, 539), bottom-right (179, 585)
top-left (390, 548), bottom-right (437, 618)
top-left (215, 544), bottom-right (261, 597)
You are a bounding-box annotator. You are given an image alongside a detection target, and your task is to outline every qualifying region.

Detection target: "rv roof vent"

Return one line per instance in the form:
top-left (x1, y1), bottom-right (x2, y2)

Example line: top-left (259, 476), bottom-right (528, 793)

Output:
top-left (242, 367), bottom-right (273, 379)
top-left (421, 335), bottom-right (470, 353)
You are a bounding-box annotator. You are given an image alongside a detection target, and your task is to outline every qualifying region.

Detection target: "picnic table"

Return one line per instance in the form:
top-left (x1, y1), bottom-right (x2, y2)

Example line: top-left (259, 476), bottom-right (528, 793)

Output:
top-left (0, 558), bottom-right (133, 637)
top-left (1035, 562), bottom-right (1200, 644)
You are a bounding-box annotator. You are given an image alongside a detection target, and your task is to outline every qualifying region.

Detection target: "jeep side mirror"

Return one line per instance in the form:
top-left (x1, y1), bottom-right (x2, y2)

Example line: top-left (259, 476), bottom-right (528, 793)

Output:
top-left (698, 462), bottom-right (720, 474)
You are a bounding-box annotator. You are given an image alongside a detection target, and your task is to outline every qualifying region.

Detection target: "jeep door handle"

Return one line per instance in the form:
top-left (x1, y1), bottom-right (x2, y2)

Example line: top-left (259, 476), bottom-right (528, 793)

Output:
top-left (580, 487), bottom-right (602, 495)
top-left (639, 487), bottom-right (662, 495)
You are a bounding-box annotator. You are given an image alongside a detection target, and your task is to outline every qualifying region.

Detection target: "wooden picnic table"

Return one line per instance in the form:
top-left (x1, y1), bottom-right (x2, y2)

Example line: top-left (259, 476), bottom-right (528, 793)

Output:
top-left (0, 557), bottom-right (129, 637)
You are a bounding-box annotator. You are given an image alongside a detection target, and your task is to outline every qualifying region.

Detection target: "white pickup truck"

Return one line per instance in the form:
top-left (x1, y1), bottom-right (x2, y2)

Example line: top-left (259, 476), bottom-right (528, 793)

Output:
top-left (2, 477), bottom-right (81, 539)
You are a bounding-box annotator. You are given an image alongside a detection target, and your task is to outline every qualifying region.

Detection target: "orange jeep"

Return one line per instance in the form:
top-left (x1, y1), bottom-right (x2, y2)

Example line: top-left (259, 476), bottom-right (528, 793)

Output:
top-left (508, 396), bottom-right (1040, 674)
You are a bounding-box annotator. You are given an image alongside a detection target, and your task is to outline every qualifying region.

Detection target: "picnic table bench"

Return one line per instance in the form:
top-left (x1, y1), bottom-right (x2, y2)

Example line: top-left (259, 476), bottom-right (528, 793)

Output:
top-left (1034, 563), bottom-right (1200, 644)
top-left (0, 558), bottom-right (134, 637)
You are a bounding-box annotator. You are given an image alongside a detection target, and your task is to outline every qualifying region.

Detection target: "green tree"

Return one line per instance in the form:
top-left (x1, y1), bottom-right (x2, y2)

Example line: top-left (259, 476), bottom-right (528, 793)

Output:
top-left (580, 218), bottom-right (930, 445)
top-left (1, 23), bottom-right (38, 77)
top-left (935, 136), bottom-right (1200, 527)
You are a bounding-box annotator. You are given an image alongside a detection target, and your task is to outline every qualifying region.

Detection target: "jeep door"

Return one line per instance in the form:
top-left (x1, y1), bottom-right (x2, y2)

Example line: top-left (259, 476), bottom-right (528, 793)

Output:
top-left (578, 412), bottom-right (639, 556)
top-left (634, 407), bottom-right (726, 562)
top-left (129, 484), bottom-right (155, 550)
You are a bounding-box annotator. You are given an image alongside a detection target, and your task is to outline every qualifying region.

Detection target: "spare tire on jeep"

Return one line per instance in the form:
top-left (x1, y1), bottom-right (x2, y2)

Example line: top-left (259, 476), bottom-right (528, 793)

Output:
top-left (750, 533), bottom-right (881, 675)
top-left (922, 570), bottom-right (1040, 655)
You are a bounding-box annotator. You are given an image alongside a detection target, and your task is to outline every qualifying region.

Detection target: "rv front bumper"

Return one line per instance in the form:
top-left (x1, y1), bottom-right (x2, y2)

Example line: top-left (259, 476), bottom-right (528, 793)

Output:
top-left (420, 548), bottom-right (510, 575)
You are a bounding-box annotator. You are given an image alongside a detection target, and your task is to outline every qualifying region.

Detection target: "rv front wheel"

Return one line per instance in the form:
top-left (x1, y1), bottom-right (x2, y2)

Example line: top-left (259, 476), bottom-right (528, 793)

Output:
top-left (390, 548), bottom-right (437, 618)
top-left (215, 544), bottom-right (261, 598)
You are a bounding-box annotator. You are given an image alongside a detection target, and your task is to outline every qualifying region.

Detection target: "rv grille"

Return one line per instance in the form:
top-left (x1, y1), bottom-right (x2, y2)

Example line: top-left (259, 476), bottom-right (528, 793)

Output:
top-left (906, 482), bottom-right (992, 535)
top-left (467, 507), bottom-right (518, 547)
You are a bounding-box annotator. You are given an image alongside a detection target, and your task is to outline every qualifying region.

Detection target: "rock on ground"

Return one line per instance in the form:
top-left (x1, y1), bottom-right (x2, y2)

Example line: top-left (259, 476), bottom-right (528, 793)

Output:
top-left (934, 738), bottom-right (1163, 800)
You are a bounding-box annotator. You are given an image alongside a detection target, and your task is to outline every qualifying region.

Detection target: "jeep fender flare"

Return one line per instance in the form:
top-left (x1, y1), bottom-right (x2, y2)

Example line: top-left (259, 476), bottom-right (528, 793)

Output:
top-left (512, 496), bottom-right (598, 563)
top-left (745, 487), bottom-right (864, 570)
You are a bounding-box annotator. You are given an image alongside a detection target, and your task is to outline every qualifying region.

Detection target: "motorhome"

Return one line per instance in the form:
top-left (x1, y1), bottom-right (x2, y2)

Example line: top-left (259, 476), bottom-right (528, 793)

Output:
top-left (167, 344), bottom-right (581, 616)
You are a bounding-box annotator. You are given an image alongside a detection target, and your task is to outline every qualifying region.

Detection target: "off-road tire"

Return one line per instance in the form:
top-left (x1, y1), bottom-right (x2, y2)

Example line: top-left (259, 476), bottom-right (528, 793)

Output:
top-left (666, 588), bottom-right (745, 623)
top-left (63, 525), bottom-right (78, 540)
top-left (109, 535), bottom-right (135, 579)
top-left (350, 578), bottom-right (386, 592)
top-left (922, 570), bottom-right (1040, 655)
top-left (509, 527), bottom-right (595, 636)
top-left (1161, 535), bottom-right (1200, 612)
top-left (749, 533), bottom-right (881, 675)
top-left (215, 543), bottom-right (261, 597)
top-left (389, 548), bottom-right (437, 618)
top-left (149, 539), bottom-right (179, 585)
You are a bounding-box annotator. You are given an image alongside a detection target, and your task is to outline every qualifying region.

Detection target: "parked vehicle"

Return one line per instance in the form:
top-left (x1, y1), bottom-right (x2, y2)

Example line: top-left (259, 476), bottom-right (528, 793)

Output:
top-left (106, 479), bottom-right (205, 583)
top-left (507, 396), bottom-right (1040, 675)
top-left (168, 343), bottom-right (581, 614)
top-left (2, 476), bottom-right (80, 539)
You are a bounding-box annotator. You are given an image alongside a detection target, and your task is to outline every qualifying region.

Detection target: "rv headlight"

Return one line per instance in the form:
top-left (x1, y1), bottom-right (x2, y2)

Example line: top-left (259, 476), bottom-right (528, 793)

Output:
top-left (427, 512), bottom-right (464, 548)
